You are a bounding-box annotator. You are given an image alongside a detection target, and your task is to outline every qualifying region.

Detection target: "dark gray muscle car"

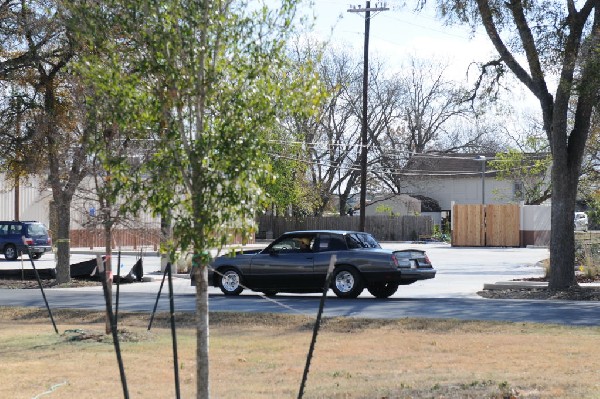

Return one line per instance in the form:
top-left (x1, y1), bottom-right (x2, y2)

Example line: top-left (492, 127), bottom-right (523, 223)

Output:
top-left (206, 230), bottom-right (436, 299)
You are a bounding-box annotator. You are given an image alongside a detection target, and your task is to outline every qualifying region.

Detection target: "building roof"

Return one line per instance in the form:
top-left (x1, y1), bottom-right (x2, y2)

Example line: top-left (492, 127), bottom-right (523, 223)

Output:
top-left (403, 153), bottom-right (498, 178)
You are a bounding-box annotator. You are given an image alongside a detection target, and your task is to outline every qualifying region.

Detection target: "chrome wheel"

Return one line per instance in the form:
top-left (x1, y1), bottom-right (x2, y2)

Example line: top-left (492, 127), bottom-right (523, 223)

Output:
top-left (219, 269), bottom-right (244, 295)
top-left (4, 245), bottom-right (18, 261)
top-left (332, 267), bottom-right (364, 298)
top-left (335, 271), bottom-right (355, 293)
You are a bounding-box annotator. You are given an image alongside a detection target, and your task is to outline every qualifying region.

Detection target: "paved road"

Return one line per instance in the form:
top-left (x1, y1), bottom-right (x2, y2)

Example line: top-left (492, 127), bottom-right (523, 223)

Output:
top-left (2, 244), bottom-right (600, 326)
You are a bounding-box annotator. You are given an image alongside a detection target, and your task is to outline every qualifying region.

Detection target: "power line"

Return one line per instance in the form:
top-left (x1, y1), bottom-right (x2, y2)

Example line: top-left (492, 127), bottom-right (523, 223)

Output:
top-left (267, 151), bottom-right (536, 177)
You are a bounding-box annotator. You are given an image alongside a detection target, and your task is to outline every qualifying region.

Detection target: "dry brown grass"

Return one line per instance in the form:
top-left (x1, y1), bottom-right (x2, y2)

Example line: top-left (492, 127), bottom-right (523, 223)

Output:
top-left (1, 307), bottom-right (600, 398)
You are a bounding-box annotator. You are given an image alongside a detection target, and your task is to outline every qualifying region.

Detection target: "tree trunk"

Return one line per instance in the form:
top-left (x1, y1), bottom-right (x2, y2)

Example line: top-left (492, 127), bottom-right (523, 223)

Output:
top-left (104, 221), bottom-right (112, 270)
top-left (548, 157), bottom-right (578, 289)
top-left (54, 200), bottom-right (71, 284)
top-left (194, 258), bottom-right (210, 398)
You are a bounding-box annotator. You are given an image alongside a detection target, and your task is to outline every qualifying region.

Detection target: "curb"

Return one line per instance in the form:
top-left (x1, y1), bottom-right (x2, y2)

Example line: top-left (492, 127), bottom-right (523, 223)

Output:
top-left (142, 273), bottom-right (190, 282)
top-left (70, 250), bottom-right (160, 257)
top-left (483, 281), bottom-right (548, 290)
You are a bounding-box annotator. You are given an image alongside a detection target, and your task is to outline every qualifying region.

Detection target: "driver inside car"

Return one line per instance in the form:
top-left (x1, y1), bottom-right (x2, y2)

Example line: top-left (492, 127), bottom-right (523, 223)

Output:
top-left (297, 237), bottom-right (312, 252)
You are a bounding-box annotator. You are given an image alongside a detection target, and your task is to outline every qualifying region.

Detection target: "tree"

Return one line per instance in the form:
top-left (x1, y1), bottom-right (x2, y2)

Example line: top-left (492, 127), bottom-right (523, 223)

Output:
top-left (0, 0), bottom-right (90, 283)
top-left (428, 0), bottom-right (600, 289)
top-left (489, 118), bottom-right (552, 205)
top-left (72, 1), bottom-right (319, 397)
top-left (579, 110), bottom-right (600, 199)
top-left (372, 56), bottom-right (494, 195)
top-left (283, 42), bottom-right (410, 216)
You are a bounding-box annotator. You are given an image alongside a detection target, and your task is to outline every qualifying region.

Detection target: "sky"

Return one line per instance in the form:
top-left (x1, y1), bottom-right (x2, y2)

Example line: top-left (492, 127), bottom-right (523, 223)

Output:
top-left (304, 0), bottom-right (497, 83)
top-left (301, 0), bottom-right (541, 129)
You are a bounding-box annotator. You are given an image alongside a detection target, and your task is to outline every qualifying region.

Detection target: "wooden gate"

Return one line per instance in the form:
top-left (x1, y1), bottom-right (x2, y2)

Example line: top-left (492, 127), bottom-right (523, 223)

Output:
top-left (452, 204), bottom-right (485, 246)
top-left (452, 204), bottom-right (520, 247)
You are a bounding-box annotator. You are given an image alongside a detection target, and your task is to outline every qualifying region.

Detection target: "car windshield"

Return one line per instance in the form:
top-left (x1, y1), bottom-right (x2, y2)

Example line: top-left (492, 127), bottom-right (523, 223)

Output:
top-left (345, 233), bottom-right (381, 249)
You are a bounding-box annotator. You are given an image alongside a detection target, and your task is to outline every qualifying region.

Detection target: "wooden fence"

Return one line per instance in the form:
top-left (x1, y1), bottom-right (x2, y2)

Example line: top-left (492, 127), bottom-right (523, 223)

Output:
top-left (256, 215), bottom-right (433, 242)
top-left (68, 228), bottom-right (252, 250)
top-left (69, 228), bottom-right (161, 250)
top-left (452, 204), bottom-right (520, 247)
top-left (68, 215), bottom-right (434, 249)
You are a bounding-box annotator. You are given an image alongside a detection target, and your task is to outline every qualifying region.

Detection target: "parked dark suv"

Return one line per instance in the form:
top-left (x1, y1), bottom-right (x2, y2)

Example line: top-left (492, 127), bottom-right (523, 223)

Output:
top-left (0, 221), bottom-right (53, 260)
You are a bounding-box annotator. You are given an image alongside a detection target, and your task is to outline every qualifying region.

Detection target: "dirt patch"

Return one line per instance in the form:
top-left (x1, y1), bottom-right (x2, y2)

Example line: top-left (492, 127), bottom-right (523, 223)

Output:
top-left (479, 285), bottom-right (600, 300)
top-left (1, 308), bottom-right (599, 398)
top-left (0, 277), bottom-right (102, 289)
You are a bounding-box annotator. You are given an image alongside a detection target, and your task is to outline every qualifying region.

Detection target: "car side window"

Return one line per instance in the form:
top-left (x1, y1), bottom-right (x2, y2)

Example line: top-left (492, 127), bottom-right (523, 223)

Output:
top-left (318, 234), bottom-right (346, 251)
top-left (9, 224), bottom-right (22, 235)
top-left (271, 238), bottom-right (298, 252)
top-left (270, 236), bottom-right (315, 253)
top-left (0, 224), bottom-right (7, 235)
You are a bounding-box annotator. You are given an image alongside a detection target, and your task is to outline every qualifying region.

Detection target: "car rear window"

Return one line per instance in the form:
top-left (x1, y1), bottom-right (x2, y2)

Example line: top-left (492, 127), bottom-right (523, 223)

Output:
top-left (345, 233), bottom-right (381, 249)
top-left (26, 224), bottom-right (48, 236)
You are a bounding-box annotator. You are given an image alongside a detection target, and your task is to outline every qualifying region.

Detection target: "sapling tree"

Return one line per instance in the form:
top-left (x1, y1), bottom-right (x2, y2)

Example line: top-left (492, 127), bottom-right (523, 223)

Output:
top-left (72, 0), bottom-right (320, 396)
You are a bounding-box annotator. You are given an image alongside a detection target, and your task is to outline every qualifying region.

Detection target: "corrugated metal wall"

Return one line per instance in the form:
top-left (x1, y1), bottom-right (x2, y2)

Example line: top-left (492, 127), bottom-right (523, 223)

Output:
top-left (0, 174), bottom-right (51, 225)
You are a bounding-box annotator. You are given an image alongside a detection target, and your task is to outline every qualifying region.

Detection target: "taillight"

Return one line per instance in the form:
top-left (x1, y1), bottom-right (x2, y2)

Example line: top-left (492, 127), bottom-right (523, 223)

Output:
top-left (425, 254), bottom-right (431, 264)
top-left (23, 238), bottom-right (34, 246)
top-left (47, 237), bottom-right (52, 245)
top-left (391, 254), bottom-right (399, 267)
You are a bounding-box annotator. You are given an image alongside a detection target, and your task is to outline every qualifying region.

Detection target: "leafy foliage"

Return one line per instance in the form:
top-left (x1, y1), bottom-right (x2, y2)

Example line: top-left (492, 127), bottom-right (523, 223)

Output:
top-left (490, 136), bottom-right (552, 205)
top-left (73, 0), bottom-right (321, 258)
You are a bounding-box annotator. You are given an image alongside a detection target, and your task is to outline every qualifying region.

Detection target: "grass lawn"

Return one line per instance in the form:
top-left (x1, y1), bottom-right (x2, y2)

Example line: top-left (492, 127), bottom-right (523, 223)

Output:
top-left (1, 307), bottom-right (599, 398)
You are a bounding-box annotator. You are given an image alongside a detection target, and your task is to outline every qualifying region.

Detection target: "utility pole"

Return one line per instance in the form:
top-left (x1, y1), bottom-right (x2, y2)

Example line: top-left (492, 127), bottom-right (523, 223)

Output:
top-left (348, 1), bottom-right (389, 231)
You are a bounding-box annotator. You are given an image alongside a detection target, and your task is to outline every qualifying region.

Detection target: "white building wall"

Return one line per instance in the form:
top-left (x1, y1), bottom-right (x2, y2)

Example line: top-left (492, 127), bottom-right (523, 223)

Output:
top-left (403, 177), bottom-right (516, 210)
top-left (0, 174), bottom-right (52, 225)
top-left (521, 204), bottom-right (551, 231)
top-left (70, 175), bottom-right (161, 229)
top-left (365, 194), bottom-right (421, 216)
top-left (0, 173), bottom-right (160, 229)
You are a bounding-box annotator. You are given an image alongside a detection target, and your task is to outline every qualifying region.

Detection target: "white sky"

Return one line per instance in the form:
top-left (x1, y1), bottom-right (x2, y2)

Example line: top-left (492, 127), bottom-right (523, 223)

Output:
top-left (299, 0), bottom-right (541, 131)
top-left (304, 0), bottom-right (497, 83)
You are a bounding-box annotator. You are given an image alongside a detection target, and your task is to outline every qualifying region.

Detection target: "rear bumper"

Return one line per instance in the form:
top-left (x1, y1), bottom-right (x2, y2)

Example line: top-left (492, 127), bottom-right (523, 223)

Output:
top-left (364, 268), bottom-right (436, 284)
top-left (26, 245), bottom-right (52, 254)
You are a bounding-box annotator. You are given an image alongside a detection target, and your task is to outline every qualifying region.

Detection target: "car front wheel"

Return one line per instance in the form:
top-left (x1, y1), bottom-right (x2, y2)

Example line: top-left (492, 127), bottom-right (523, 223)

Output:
top-left (4, 245), bottom-right (18, 261)
top-left (218, 268), bottom-right (244, 296)
top-left (367, 282), bottom-right (399, 299)
top-left (331, 267), bottom-right (363, 298)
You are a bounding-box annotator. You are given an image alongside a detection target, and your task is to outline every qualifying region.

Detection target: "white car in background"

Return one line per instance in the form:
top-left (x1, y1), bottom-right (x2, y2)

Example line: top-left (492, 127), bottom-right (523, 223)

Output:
top-left (575, 212), bottom-right (588, 231)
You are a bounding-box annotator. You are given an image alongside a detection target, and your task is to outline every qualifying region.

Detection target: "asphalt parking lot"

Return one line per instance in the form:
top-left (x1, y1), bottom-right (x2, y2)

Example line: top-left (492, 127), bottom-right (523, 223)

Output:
top-left (8, 243), bottom-right (600, 326)
top-left (0, 242), bottom-right (549, 299)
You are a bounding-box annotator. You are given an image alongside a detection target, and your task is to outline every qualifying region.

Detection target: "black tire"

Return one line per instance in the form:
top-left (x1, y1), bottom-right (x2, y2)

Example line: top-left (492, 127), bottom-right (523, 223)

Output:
top-left (331, 266), bottom-right (364, 298)
top-left (4, 244), bottom-right (18, 261)
top-left (31, 253), bottom-right (42, 260)
top-left (218, 268), bottom-right (244, 296)
top-left (367, 282), bottom-right (399, 299)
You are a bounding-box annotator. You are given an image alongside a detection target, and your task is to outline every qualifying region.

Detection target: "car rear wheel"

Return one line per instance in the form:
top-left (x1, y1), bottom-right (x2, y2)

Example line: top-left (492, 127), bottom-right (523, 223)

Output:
top-left (367, 282), bottom-right (399, 299)
top-left (218, 268), bottom-right (244, 296)
top-left (4, 244), bottom-right (18, 261)
top-left (331, 267), bottom-right (363, 298)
